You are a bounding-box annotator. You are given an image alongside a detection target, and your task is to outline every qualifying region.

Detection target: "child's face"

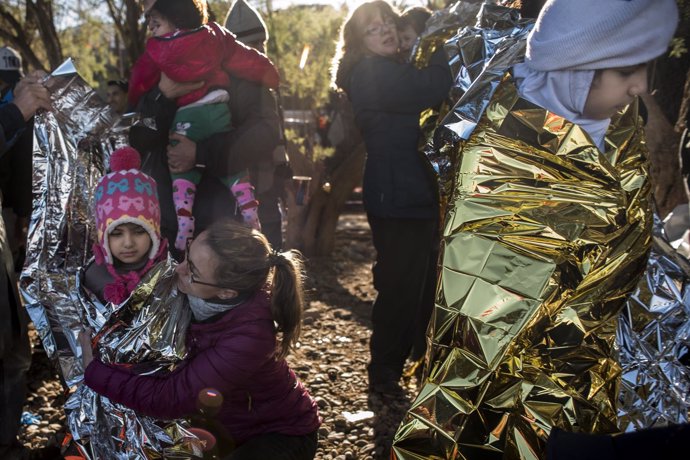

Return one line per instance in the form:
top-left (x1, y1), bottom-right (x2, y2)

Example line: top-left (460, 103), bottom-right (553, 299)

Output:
top-left (146, 10), bottom-right (176, 37)
top-left (583, 64), bottom-right (648, 120)
top-left (398, 24), bottom-right (419, 54)
top-left (109, 223), bottom-right (152, 265)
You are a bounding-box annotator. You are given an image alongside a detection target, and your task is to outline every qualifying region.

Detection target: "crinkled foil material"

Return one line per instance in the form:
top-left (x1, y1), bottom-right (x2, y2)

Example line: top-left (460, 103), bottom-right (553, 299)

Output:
top-left (66, 258), bottom-right (203, 459)
top-left (418, 3), bottom-right (534, 213)
top-left (20, 59), bottom-right (202, 458)
top-left (410, 0), bottom-right (486, 67)
top-left (392, 6), bottom-right (654, 459)
top-left (617, 216), bottom-right (690, 431)
top-left (20, 58), bottom-right (127, 386)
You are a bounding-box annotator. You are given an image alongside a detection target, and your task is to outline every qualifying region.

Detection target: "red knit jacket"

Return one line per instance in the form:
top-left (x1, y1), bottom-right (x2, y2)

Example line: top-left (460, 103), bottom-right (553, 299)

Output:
top-left (128, 22), bottom-right (280, 108)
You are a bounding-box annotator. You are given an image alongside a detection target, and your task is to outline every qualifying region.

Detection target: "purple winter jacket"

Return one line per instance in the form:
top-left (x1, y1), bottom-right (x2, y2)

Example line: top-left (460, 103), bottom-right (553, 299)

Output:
top-left (84, 289), bottom-right (320, 445)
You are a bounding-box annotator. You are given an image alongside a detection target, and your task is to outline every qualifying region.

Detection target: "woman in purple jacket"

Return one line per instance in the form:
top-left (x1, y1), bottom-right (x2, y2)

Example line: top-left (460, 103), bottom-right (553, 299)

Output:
top-left (80, 219), bottom-right (320, 459)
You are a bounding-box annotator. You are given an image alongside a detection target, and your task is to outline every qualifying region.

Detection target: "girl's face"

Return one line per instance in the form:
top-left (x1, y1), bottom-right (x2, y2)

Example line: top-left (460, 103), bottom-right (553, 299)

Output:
top-left (398, 24), bottom-right (418, 54)
top-left (361, 11), bottom-right (399, 58)
top-left (583, 64), bottom-right (648, 120)
top-left (146, 10), bottom-right (176, 37)
top-left (109, 223), bottom-right (152, 265)
top-left (176, 233), bottom-right (232, 299)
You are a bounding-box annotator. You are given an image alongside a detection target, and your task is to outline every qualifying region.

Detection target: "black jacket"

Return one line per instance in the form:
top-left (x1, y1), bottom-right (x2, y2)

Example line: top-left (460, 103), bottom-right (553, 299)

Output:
top-left (0, 103), bottom-right (26, 157)
top-left (0, 117), bottom-right (33, 218)
top-left (0, 101), bottom-right (28, 357)
top-left (345, 50), bottom-right (451, 219)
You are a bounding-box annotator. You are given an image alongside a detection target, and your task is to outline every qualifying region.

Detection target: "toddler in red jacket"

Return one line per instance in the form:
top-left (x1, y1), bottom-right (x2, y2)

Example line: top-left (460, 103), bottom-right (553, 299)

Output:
top-left (129, 0), bottom-right (281, 250)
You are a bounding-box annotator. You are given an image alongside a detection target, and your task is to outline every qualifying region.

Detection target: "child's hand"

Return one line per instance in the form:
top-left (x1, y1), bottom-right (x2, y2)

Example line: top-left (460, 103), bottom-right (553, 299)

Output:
top-left (158, 72), bottom-right (204, 100)
top-left (78, 328), bottom-right (95, 368)
top-left (167, 132), bottom-right (197, 173)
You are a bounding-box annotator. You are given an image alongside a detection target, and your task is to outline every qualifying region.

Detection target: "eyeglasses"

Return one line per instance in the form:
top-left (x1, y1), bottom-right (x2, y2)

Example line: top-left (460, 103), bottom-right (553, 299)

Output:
top-left (184, 239), bottom-right (229, 289)
top-left (365, 18), bottom-right (396, 37)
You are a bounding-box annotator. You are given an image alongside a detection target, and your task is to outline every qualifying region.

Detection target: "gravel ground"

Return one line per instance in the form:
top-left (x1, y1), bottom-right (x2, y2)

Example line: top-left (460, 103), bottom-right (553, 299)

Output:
top-left (18, 209), bottom-right (418, 459)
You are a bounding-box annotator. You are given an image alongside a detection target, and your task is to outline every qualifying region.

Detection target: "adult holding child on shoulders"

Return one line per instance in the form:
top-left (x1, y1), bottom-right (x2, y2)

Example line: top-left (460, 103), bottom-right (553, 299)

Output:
top-left (131, 0), bottom-right (282, 257)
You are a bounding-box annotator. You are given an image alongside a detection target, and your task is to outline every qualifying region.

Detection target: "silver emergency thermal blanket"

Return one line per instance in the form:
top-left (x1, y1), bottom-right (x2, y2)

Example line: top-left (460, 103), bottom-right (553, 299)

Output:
top-left (617, 216), bottom-right (690, 432)
top-left (19, 59), bottom-right (203, 459)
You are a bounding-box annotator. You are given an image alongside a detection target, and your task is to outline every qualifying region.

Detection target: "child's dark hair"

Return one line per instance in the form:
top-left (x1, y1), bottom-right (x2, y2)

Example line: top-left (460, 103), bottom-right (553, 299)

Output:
top-left (150, 0), bottom-right (208, 30)
top-left (203, 220), bottom-right (305, 360)
top-left (400, 6), bottom-right (431, 35)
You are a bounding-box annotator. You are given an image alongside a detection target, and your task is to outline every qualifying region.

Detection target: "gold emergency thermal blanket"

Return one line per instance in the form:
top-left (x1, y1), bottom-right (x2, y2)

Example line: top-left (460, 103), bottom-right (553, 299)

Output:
top-left (392, 4), bottom-right (655, 458)
top-left (20, 59), bottom-right (203, 459)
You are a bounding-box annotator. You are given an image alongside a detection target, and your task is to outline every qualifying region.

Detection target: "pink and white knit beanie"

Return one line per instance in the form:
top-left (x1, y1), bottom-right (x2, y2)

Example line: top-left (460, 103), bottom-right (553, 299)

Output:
top-left (94, 146), bottom-right (161, 264)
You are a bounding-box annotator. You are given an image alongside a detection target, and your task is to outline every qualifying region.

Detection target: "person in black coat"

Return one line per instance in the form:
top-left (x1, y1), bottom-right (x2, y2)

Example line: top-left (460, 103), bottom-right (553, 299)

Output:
top-left (224, 0), bottom-right (289, 250)
top-left (333, 0), bottom-right (452, 397)
top-left (130, 68), bottom-right (282, 260)
top-left (0, 63), bottom-right (50, 458)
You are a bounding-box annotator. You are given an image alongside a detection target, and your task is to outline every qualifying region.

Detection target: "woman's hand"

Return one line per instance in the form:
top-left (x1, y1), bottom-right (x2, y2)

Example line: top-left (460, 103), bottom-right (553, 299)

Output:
top-left (158, 73), bottom-right (204, 100)
top-left (167, 132), bottom-right (198, 173)
top-left (78, 328), bottom-right (94, 368)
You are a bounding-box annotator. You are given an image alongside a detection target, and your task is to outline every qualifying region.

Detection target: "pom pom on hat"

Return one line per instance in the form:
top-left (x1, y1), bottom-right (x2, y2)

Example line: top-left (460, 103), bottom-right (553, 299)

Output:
top-left (109, 146), bottom-right (141, 172)
top-left (525, 0), bottom-right (679, 72)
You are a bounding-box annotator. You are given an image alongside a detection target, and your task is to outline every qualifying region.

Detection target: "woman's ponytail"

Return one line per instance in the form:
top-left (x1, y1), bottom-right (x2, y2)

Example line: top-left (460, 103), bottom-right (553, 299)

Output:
top-left (204, 220), bottom-right (306, 360)
top-left (269, 250), bottom-right (305, 360)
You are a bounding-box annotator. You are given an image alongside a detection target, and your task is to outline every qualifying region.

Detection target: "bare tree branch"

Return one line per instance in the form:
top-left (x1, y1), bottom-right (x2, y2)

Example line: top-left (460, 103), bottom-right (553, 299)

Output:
top-left (104, 0), bottom-right (145, 76)
top-left (0, 4), bottom-right (48, 71)
top-left (27, 0), bottom-right (63, 69)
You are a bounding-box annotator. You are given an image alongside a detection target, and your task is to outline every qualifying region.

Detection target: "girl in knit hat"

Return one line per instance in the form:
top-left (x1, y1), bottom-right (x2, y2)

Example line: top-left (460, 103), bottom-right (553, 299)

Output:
top-left (68, 147), bottom-right (204, 458)
top-left (83, 146), bottom-right (168, 304)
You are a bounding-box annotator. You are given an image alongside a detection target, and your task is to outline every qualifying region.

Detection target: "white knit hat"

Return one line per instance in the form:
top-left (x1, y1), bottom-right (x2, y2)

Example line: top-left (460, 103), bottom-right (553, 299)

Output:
top-left (525, 0), bottom-right (679, 72)
top-left (224, 0), bottom-right (268, 45)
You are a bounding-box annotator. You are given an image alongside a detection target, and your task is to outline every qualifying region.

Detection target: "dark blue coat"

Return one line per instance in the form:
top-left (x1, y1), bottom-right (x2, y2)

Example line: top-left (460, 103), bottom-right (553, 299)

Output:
top-left (346, 50), bottom-right (452, 219)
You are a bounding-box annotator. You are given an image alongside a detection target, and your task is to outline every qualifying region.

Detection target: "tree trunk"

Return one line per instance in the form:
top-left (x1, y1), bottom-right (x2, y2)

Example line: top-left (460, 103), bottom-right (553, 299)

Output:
top-left (642, 92), bottom-right (688, 217)
top-left (676, 66), bottom-right (690, 133)
top-left (283, 91), bottom-right (365, 256)
top-left (28, 0), bottom-right (63, 69)
top-left (284, 141), bottom-right (366, 256)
